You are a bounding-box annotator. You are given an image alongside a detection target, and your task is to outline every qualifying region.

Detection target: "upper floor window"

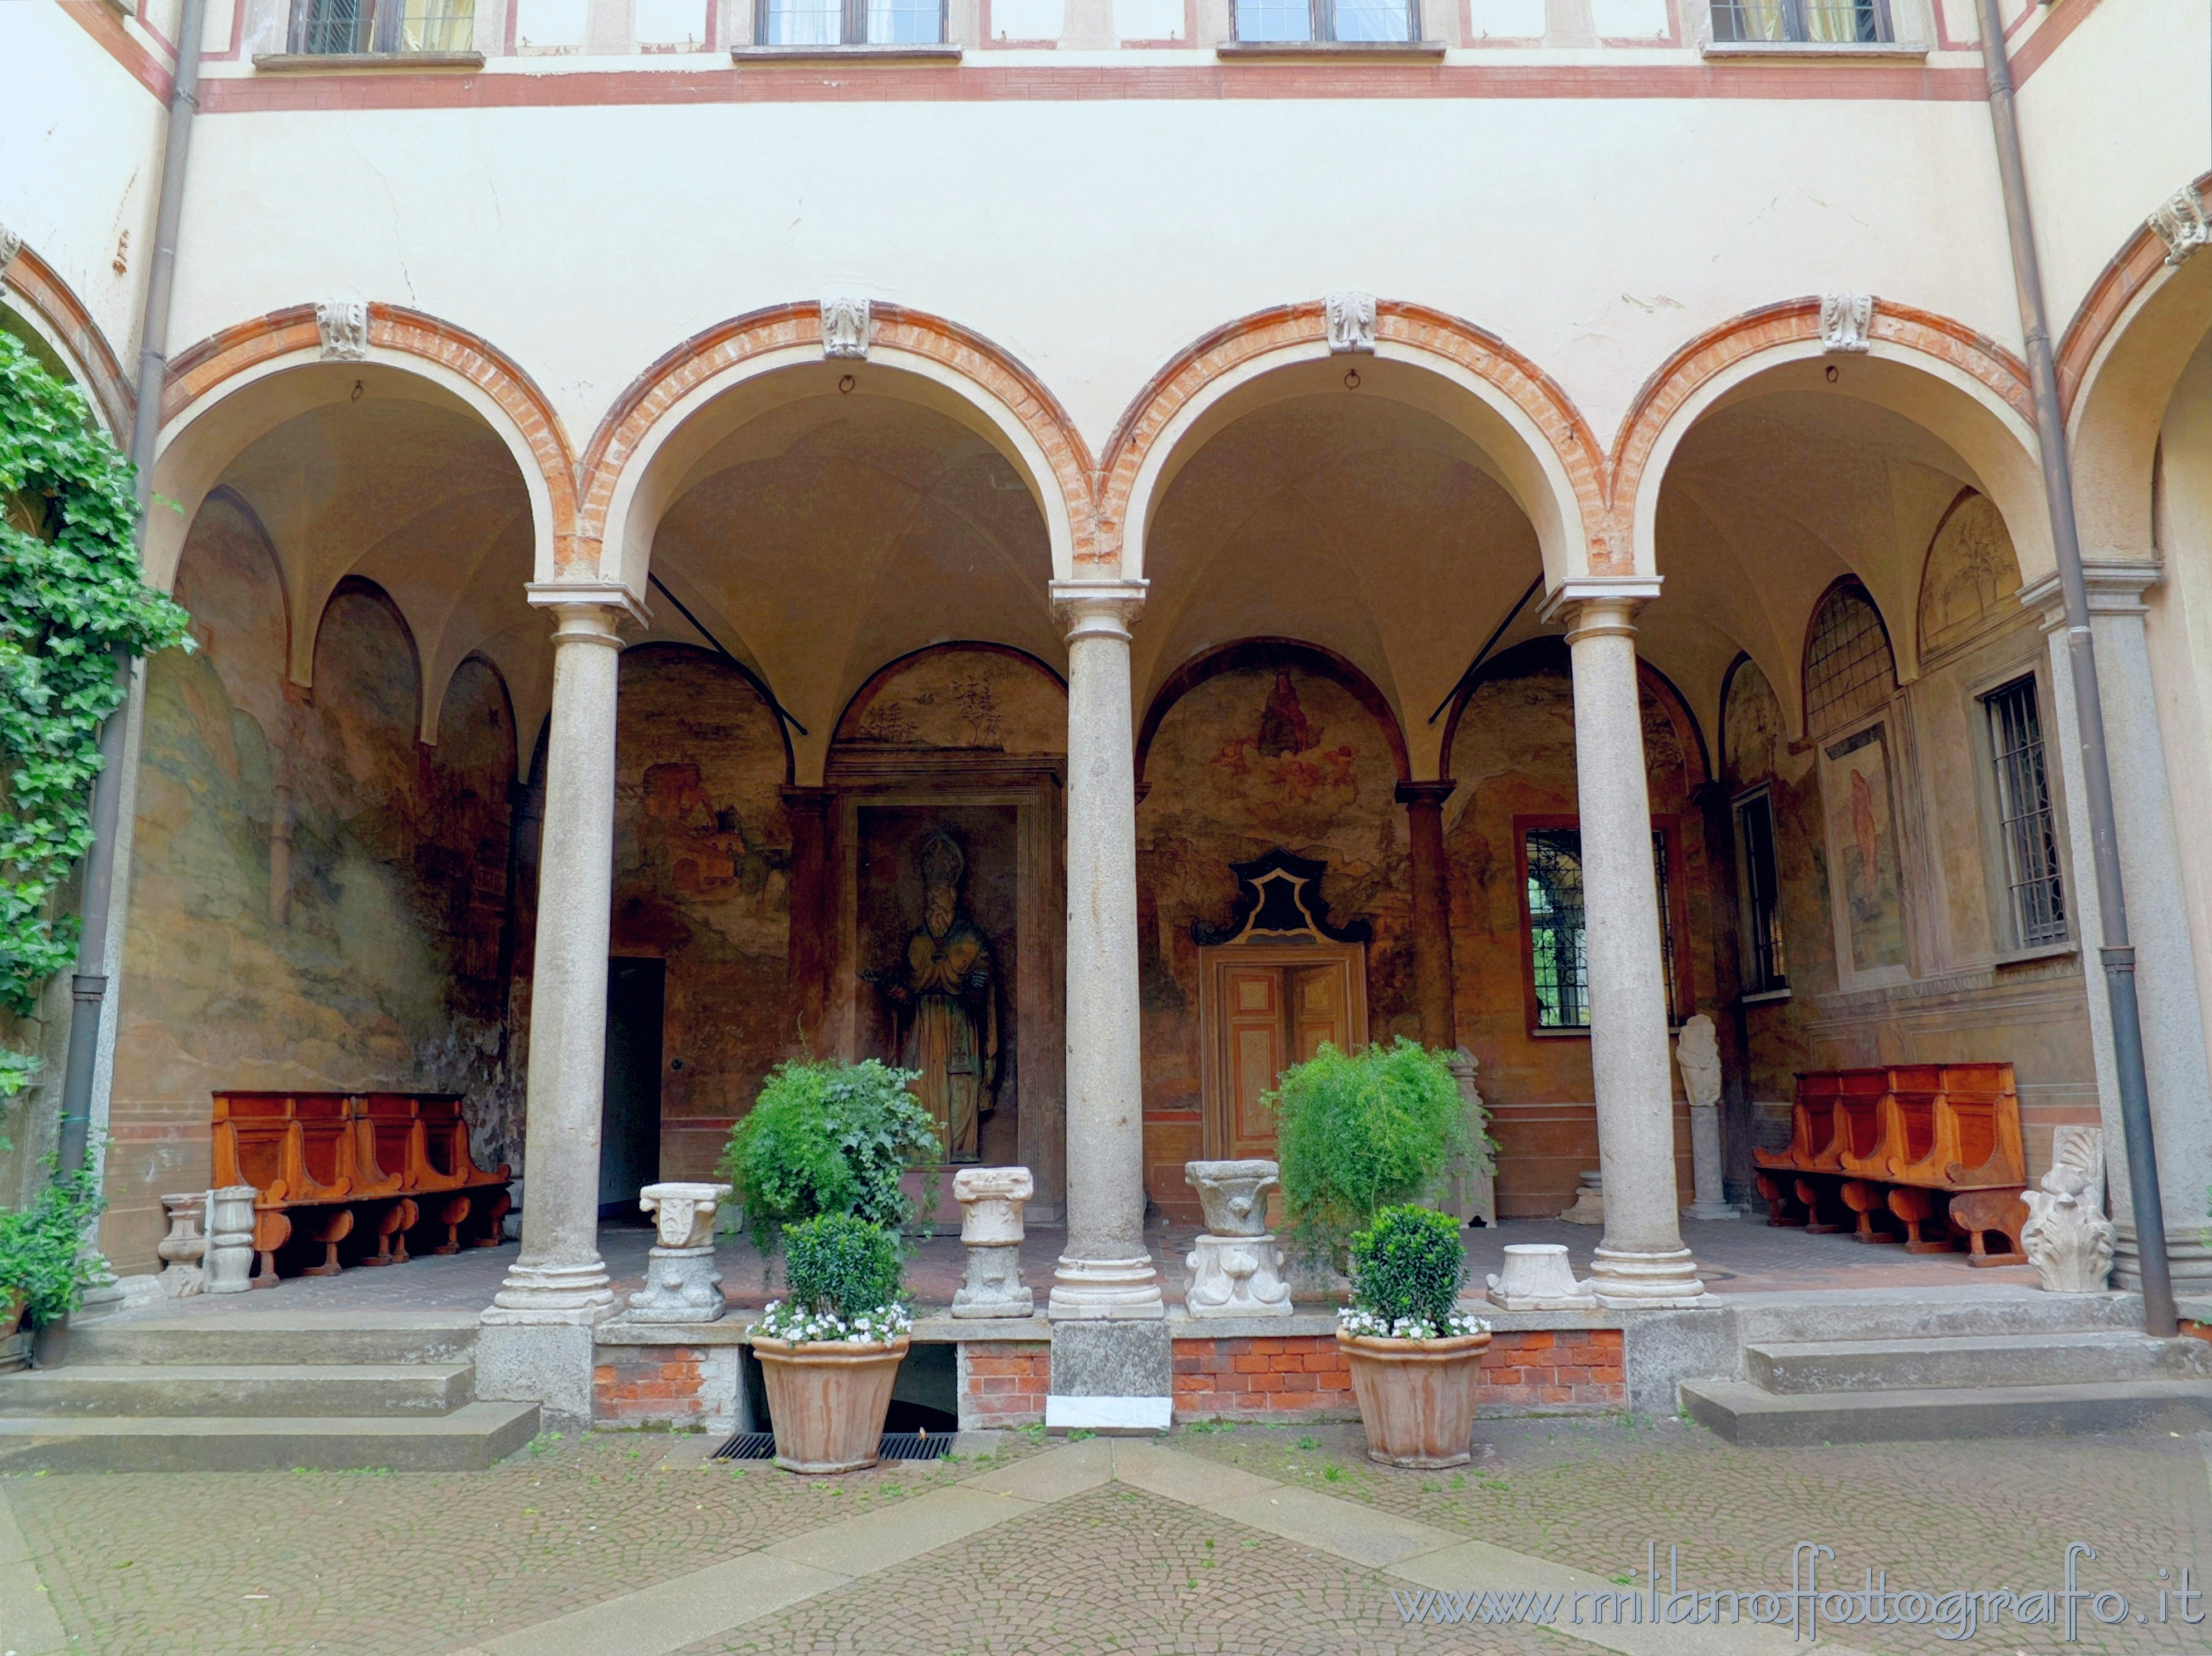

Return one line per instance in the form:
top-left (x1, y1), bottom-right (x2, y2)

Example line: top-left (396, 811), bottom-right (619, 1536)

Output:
top-left (1803, 581), bottom-right (1896, 739)
top-left (1235, 0), bottom-right (1418, 42)
top-left (1521, 820), bottom-right (1688, 1032)
top-left (1983, 675), bottom-right (2067, 949)
top-left (1710, 0), bottom-right (1891, 42)
top-left (761, 0), bottom-right (943, 43)
top-left (290, 0), bottom-right (473, 52)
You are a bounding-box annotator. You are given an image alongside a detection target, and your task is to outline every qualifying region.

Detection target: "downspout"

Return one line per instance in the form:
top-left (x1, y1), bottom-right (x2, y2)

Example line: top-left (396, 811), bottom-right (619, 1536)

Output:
top-left (53, 0), bottom-right (209, 1178)
top-left (1972, 0), bottom-right (2177, 1337)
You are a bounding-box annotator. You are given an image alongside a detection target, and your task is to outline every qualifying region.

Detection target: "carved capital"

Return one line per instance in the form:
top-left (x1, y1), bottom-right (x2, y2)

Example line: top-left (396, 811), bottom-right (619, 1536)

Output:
top-left (821, 296), bottom-right (871, 360)
top-left (526, 580), bottom-right (651, 645)
top-left (1323, 290), bottom-right (1377, 354)
top-left (316, 299), bottom-right (369, 362)
top-left (1050, 577), bottom-right (1146, 643)
top-left (1819, 292), bottom-right (1874, 354)
top-left (2149, 187), bottom-right (2211, 267)
top-left (1539, 575), bottom-right (1662, 642)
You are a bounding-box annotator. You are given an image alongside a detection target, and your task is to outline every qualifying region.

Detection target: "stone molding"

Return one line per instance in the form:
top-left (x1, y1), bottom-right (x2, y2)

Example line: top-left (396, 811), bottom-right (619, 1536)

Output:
top-left (2018, 561), bottom-right (2162, 628)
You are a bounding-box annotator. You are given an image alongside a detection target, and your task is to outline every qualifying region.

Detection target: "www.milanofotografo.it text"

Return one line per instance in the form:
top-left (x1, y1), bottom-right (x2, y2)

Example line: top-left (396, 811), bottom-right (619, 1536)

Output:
top-left (1392, 1542), bottom-right (2204, 1640)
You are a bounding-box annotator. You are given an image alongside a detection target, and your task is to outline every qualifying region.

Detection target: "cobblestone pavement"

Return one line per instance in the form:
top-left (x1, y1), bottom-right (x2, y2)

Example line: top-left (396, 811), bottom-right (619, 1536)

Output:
top-left (1176, 1417), bottom-right (2212, 1655)
top-left (6, 1422), bottom-right (2205, 1656)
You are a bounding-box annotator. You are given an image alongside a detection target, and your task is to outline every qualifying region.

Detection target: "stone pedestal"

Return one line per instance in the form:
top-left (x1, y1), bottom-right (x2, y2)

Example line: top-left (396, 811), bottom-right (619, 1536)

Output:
top-left (1182, 1159), bottom-right (1292, 1316)
top-left (1675, 1014), bottom-right (1737, 1220)
top-left (203, 1186), bottom-right (256, 1295)
top-left (626, 1182), bottom-right (731, 1323)
top-left (1484, 1243), bottom-right (1595, 1311)
top-left (156, 1192), bottom-right (208, 1299)
top-left (1558, 1171), bottom-right (1605, 1225)
top-left (1441, 1049), bottom-right (1497, 1226)
top-left (952, 1166), bottom-right (1034, 1318)
top-left (2023, 1127), bottom-right (2118, 1294)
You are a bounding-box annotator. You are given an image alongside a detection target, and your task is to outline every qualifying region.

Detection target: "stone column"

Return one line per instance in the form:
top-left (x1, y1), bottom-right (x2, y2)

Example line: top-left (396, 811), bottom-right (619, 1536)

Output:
top-left (1688, 779), bottom-right (1756, 1203)
top-left (1047, 579), bottom-right (1163, 1321)
top-left (1542, 578), bottom-right (1704, 1306)
top-left (1395, 780), bottom-right (1459, 1051)
top-left (781, 785), bottom-right (834, 1049)
top-left (480, 584), bottom-right (644, 1424)
top-left (2024, 563), bottom-right (2212, 1290)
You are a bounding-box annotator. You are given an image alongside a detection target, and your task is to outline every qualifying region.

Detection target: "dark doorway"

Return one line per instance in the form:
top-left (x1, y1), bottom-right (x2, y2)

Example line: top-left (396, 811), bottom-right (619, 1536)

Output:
top-left (601, 956), bottom-right (665, 1217)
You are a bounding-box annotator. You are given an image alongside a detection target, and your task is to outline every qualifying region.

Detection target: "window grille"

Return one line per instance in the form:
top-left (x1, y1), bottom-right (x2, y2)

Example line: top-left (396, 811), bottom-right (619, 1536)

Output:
top-left (1709, 0), bottom-right (1889, 41)
top-left (290, 0), bottom-right (473, 52)
top-left (1234, 0), bottom-right (1416, 41)
top-left (1984, 676), bottom-right (2067, 947)
top-left (1523, 827), bottom-right (1682, 1030)
top-left (1803, 583), bottom-right (1896, 737)
top-left (1734, 790), bottom-right (1787, 994)
top-left (760, 0), bottom-right (944, 41)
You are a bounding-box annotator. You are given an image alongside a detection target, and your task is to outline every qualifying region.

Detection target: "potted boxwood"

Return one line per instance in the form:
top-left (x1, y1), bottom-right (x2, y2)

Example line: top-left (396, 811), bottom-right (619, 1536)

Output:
top-left (1337, 1204), bottom-right (1492, 1469)
top-left (752, 1213), bottom-right (911, 1474)
top-left (1271, 1038), bottom-right (1488, 1282)
top-left (0, 1159), bottom-right (107, 1354)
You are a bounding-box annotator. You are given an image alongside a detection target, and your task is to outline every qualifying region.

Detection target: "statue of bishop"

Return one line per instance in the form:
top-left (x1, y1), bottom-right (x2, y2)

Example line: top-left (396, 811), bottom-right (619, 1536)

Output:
top-left (865, 830), bottom-right (998, 1161)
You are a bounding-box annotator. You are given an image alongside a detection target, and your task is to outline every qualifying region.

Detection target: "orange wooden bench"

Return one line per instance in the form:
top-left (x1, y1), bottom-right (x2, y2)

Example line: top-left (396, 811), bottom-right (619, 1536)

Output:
top-left (1752, 1064), bottom-right (2029, 1265)
top-left (211, 1092), bottom-right (512, 1283)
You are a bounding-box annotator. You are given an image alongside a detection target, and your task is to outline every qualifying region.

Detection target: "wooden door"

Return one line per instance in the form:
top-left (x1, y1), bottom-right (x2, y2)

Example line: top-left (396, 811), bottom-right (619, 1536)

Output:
top-left (1223, 967), bottom-right (1287, 1161)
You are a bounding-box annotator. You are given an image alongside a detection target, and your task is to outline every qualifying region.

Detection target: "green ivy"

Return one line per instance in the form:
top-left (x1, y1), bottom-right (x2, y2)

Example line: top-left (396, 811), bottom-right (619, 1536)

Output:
top-left (0, 1152), bottom-right (108, 1324)
top-left (0, 332), bottom-right (193, 1097)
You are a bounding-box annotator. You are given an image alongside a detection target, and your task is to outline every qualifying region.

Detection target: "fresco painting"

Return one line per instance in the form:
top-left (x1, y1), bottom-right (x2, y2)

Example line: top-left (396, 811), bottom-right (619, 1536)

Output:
top-left (1824, 725), bottom-right (1907, 976)
top-left (1917, 492), bottom-right (2023, 662)
top-left (840, 647), bottom-right (1066, 755)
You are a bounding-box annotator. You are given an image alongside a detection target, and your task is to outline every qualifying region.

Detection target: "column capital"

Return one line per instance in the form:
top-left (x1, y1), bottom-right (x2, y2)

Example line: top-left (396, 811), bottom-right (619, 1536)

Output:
top-left (2019, 561), bottom-right (2162, 631)
top-left (1051, 578), bottom-right (1147, 642)
top-left (1394, 778), bottom-right (1458, 809)
top-left (1538, 576), bottom-right (1663, 641)
top-left (779, 784), bottom-right (835, 814)
top-left (526, 581), bottom-right (651, 645)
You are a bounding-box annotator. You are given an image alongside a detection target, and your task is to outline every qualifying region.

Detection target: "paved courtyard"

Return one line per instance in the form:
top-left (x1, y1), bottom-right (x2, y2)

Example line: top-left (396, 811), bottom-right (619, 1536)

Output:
top-left (4, 1417), bottom-right (2205, 1656)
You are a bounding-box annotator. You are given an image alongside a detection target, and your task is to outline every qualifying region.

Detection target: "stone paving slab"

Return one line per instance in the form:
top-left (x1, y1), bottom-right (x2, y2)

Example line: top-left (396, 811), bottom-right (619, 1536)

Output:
top-left (764, 1484), bottom-right (1042, 1576)
top-left (0, 1487), bottom-right (66, 1656)
top-left (477, 1554), bottom-right (845, 1656)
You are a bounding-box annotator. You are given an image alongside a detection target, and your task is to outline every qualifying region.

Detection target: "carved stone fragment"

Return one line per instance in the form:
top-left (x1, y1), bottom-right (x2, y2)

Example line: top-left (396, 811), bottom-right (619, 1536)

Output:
top-left (821, 296), bottom-right (871, 360)
top-left (1183, 1159), bottom-right (1291, 1316)
top-left (627, 1181), bottom-right (731, 1323)
top-left (1485, 1242), bottom-right (1595, 1311)
top-left (2022, 1126), bottom-right (2116, 1294)
top-left (951, 1165), bottom-right (1034, 1317)
top-left (2150, 188), bottom-right (2211, 267)
top-left (316, 299), bottom-right (369, 362)
top-left (1819, 291), bottom-right (1873, 353)
top-left (1324, 290), bottom-right (1376, 354)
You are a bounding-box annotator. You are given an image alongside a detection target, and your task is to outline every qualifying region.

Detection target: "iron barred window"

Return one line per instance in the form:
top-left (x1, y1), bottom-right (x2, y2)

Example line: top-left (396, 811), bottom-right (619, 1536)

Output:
top-left (1524, 827), bottom-right (1683, 1030)
top-left (1983, 676), bottom-right (2067, 947)
top-left (290, 0), bottom-right (473, 52)
top-left (761, 0), bottom-right (944, 42)
top-left (1235, 0), bottom-right (1419, 41)
top-left (1803, 582), bottom-right (1897, 738)
top-left (1709, 0), bottom-right (1890, 41)
top-left (1734, 790), bottom-right (1788, 994)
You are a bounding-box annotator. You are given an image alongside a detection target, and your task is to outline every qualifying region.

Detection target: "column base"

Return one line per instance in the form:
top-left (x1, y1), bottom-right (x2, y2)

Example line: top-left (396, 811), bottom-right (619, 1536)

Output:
top-left (1587, 1244), bottom-right (1706, 1308)
top-left (1046, 1318), bottom-right (1171, 1433)
top-left (2114, 1225), bottom-right (2212, 1293)
top-left (1683, 1202), bottom-right (1744, 1222)
top-left (489, 1256), bottom-right (618, 1318)
top-left (1048, 1252), bottom-right (1165, 1319)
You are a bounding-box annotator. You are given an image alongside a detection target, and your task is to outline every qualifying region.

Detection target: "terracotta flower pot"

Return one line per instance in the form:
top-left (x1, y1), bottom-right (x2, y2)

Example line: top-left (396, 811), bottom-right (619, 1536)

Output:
top-left (0, 1290), bottom-right (24, 1343)
top-left (1338, 1328), bottom-right (1492, 1469)
top-left (753, 1334), bottom-right (909, 1474)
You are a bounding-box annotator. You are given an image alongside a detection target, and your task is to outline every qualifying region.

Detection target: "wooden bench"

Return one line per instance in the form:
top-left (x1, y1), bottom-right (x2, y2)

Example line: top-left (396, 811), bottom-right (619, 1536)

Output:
top-left (211, 1092), bottom-right (512, 1284)
top-left (1752, 1064), bottom-right (2029, 1265)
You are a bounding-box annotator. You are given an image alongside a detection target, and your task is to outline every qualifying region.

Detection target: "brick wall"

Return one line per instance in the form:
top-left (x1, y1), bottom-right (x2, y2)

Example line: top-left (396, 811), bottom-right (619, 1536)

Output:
top-left (1172, 1330), bottom-right (1625, 1421)
top-left (593, 1344), bottom-right (739, 1432)
top-left (957, 1340), bottom-right (1051, 1429)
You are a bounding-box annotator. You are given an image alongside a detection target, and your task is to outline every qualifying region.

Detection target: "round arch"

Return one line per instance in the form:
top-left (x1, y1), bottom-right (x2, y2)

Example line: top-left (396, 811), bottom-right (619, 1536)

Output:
top-left (1434, 635), bottom-right (1709, 790)
top-left (831, 641), bottom-right (1067, 754)
top-left (0, 242), bottom-right (134, 438)
top-left (310, 574), bottom-right (425, 736)
top-left (150, 303), bottom-right (575, 595)
top-left (1611, 298), bottom-right (2050, 587)
top-left (2062, 175), bottom-right (2212, 560)
top-left (1135, 636), bottom-right (1411, 788)
top-left (1101, 301), bottom-right (1607, 588)
top-left (578, 302), bottom-right (1096, 596)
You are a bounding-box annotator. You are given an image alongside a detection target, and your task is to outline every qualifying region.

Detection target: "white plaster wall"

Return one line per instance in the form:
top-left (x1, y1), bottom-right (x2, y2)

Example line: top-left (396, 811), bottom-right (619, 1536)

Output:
top-left (0, 7), bottom-right (168, 372)
top-left (165, 97), bottom-right (2019, 456)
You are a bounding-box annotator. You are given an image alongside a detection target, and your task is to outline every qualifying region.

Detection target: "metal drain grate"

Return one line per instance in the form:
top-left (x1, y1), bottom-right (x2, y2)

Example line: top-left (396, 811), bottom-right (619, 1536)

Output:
top-left (711, 1431), bottom-right (954, 1462)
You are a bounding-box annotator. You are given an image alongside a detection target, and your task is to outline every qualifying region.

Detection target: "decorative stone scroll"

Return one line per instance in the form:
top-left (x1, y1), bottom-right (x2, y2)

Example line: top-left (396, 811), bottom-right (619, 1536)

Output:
top-left (1324, 290), bottom-right (1376, 355)
top-left (951, 1165), bottom-right (1034, 1318)
top-left (1675, 1014), bottom-right (1737, 1220)
top-left (1485, 1242), bottom-right (1595, 1311)
top-left (316, 299), bottom-right (369, 362)
top-left (1183, 1159), bottom-right (1292, 1317)
top-left (1819, 292), bottom-right (1874, 354)
top-left (0, 223), bottom-right (21, 276)
top-left (2150, 188), bottom-right (2211, 267)
top-left (2022, 1126), bottom-right (2116, 1294)
top-left (156, 1192), bottom-right (209, 1298)
top-left (1558, 1169), bottom-right (1605, 1225)
top-left (626, 1181), bottom-right (731, 1323)
top-left (821, 296), bottom-right (871, 360)
top-left (204, 1186), bottom-right (258, 1295)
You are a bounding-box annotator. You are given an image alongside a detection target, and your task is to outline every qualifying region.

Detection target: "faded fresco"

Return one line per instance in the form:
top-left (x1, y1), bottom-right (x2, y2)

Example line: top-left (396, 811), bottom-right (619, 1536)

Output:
top-left (1822, 724), bottom-right (1908, 977)
top-left (1136, 658), bottom-right (1412, 1212)
top-left (837, 647), bottom-right (1066, 754)
top-left (610, 645), bottom-right (791, 1181)
top-left (1916, 492), bottom-right (2023, 664)
top-left (107, 502), bottom-right (519, 1271)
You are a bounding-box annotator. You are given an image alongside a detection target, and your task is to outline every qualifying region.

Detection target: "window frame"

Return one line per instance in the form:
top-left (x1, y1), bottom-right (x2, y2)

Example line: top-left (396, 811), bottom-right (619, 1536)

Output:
top-left (1232, 0), bottom-right (1421, 43)
top-left (288, 0), bottom-right (475, 53)
top-left (1731, 784), bottom-right (1789, 999)
top-left (1708, 0), bottom-right (1892, 43)
top-left (1514, 813), bottom-right (1695, 1039)
top-left (1970, 666), bottom-right (2073, 958)
top-left (753, 0), bottom-right (949, 45)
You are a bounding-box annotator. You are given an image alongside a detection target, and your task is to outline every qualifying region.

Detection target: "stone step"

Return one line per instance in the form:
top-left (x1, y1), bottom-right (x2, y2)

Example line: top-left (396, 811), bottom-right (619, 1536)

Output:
top-left (61, 1312), bottom-right (479, 1368)
top-left (0, 1363), bottom-right (475, 1418)
top-left (0, 1402), bottom-right (541, 1472)
top-left (1681, 1377), bottom-right (2212, 1446)
top-left (1745, 1331), bottom-right (2212, 1394)
top-left (1727, 1288), bottom-right (2142, 1347)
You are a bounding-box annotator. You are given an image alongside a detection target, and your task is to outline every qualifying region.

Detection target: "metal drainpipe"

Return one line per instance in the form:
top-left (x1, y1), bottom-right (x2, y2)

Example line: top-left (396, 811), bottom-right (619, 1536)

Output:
top-left (1973, 0), bottom-right (2177, 1337)
top-left (53, 0), bottom-right (210, 1179)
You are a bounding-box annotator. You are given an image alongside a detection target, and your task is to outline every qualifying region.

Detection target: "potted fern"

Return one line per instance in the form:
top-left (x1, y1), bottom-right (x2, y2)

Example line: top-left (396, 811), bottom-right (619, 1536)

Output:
top-left (1337, 1203), bottom-right (1492, 1468)
top-left (751, 1214), bottom-right (911, 1473)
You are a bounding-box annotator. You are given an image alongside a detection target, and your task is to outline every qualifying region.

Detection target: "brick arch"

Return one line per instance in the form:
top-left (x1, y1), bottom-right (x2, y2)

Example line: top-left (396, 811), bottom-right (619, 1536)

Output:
top-left (1099, 300), bottom-right (1611, 577)
top-left (2057, 172), bottom-right (2212, 417)
top-left (576, 302), bottom-right (1098, 585)
top-left (1, 243), bottom-right (134, 438)
top-left (1608, 297), bottom-right (2038, 578)
top-left (156, 302), bottom-right (580, 577)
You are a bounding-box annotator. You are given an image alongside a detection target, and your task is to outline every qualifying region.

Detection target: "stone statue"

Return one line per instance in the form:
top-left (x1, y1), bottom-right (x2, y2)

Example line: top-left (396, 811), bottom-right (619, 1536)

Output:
top-left (1675, 1013), bottom-right (1737, 1219)
top-left (864, 829), bottom-right (998, 1162)
top-left (2022, 1126), bottom-right (2117, 1294)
